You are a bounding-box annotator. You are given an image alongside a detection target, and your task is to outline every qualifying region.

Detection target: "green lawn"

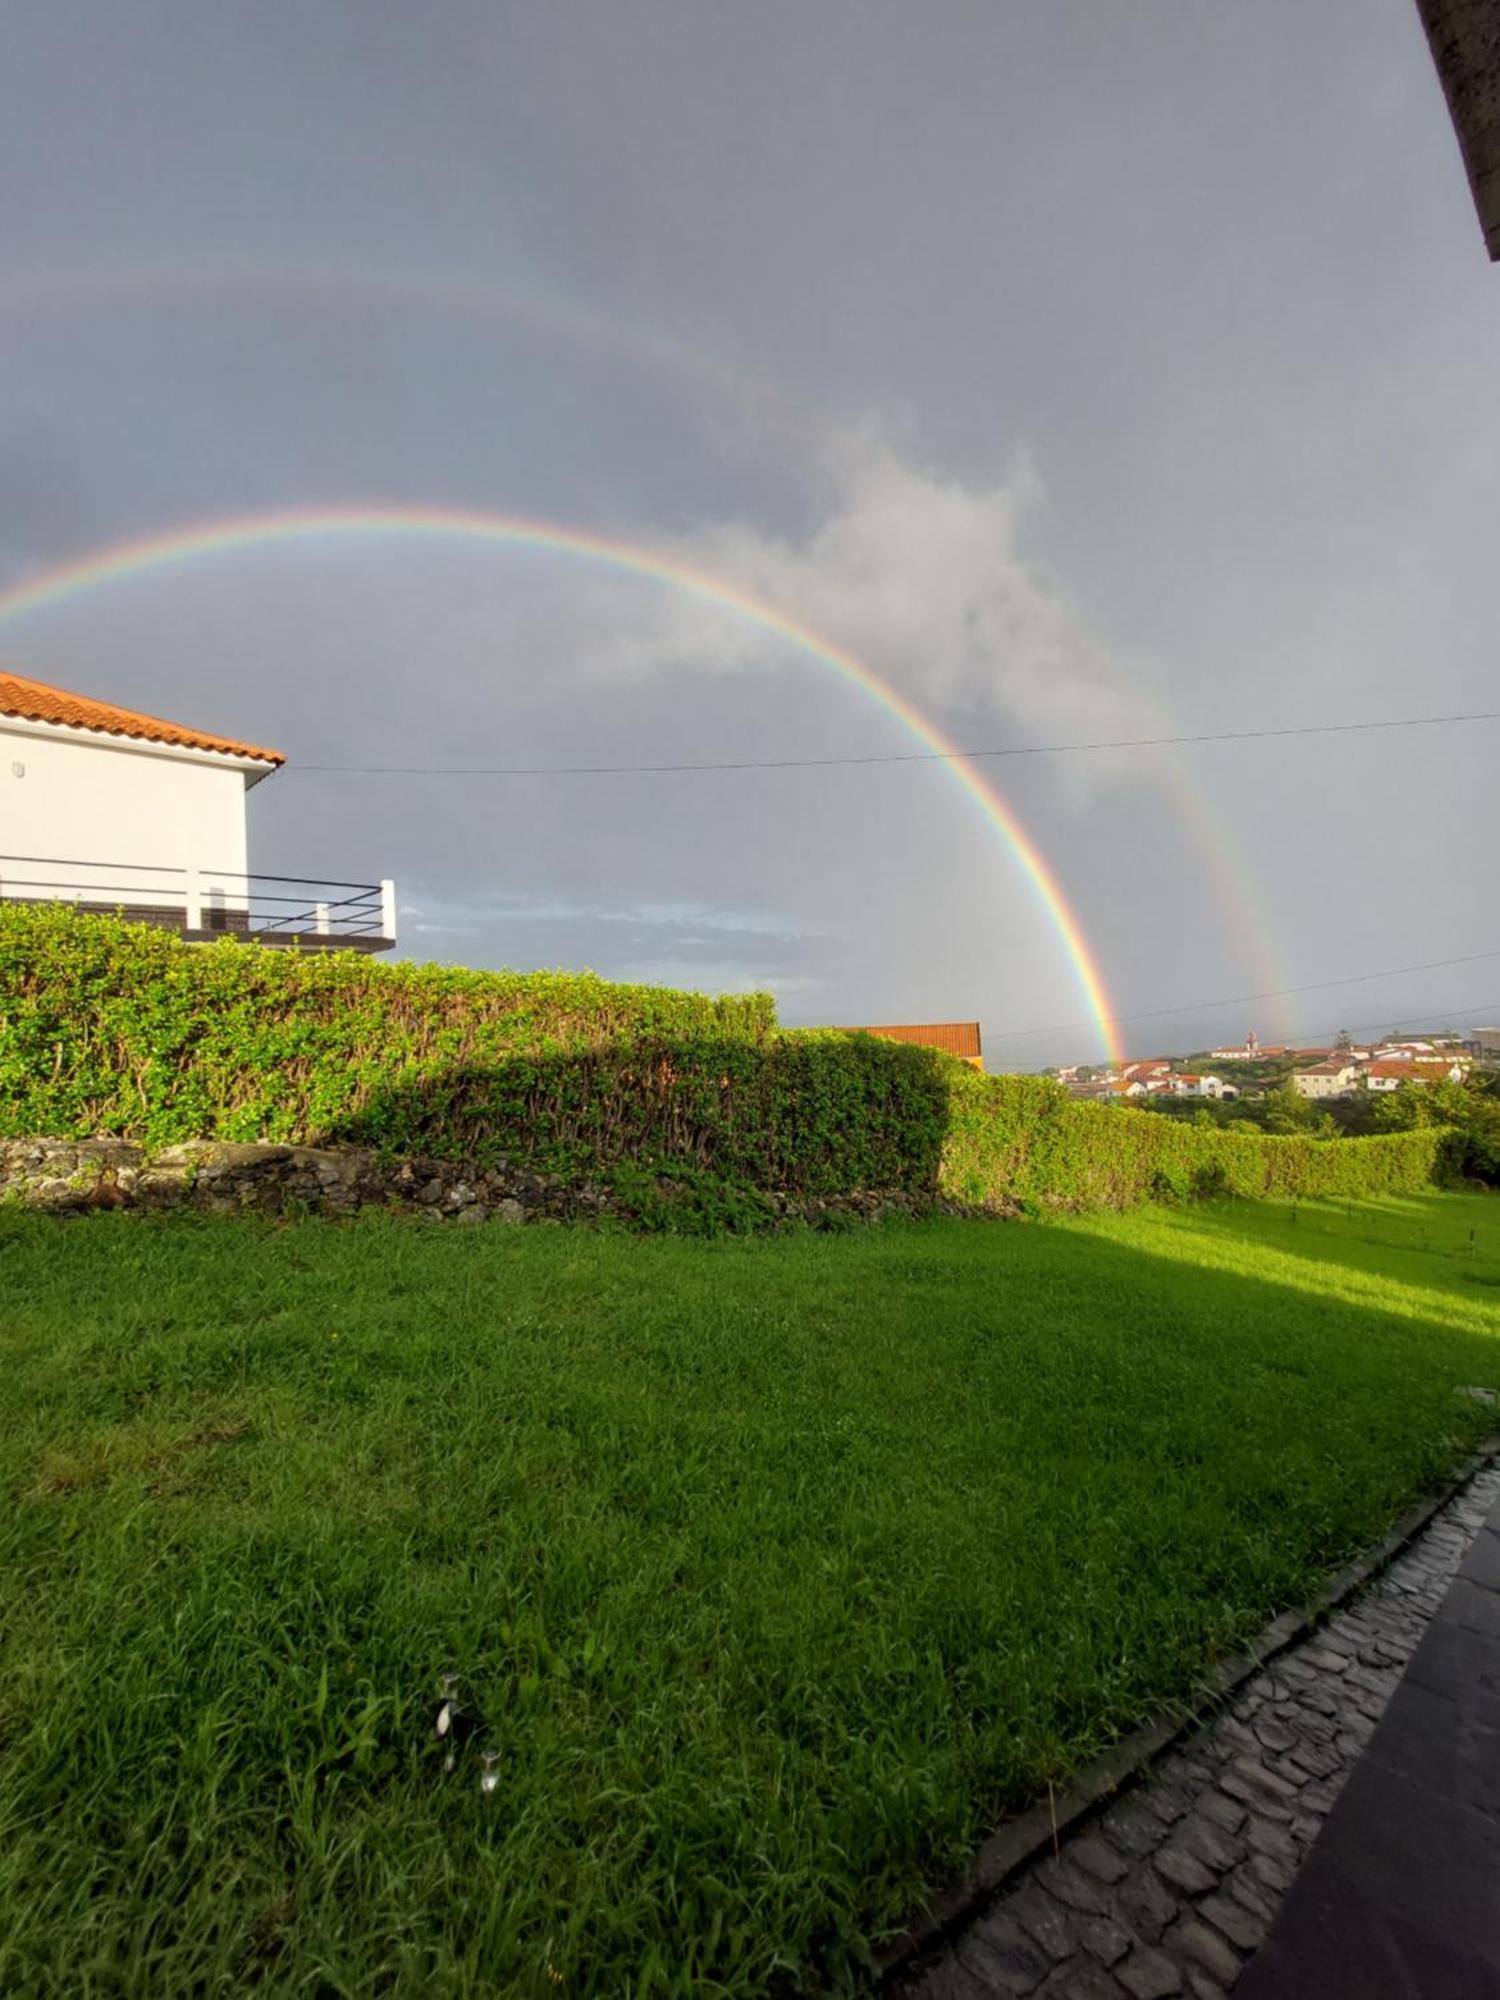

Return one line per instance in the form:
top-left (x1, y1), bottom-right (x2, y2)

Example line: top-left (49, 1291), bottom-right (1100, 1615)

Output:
top-left (2, 1192), bottom-right (1498, 1996)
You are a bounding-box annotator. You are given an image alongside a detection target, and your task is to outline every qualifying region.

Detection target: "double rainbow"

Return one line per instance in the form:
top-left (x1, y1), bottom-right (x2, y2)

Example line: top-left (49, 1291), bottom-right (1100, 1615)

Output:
top-left (0, 505), bottom-right (1126, 1063)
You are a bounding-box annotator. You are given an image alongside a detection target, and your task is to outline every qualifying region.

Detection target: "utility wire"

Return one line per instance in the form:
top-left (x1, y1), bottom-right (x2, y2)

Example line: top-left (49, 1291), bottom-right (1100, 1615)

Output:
top-left (295, 707), bottom-right (1500, 778)
top-left (1292, 998), bottom-right (1500, 1047)
top-left (289, 707), bottom-right (1500, 1054)
top-left (984, 947), bottom-right (1500, 1045)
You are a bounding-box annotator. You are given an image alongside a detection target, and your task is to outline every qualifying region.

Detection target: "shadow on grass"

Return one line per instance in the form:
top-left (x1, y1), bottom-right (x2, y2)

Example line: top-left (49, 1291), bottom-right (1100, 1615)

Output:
top-left (316, 1036), bottom-right (954, 1200)
top-left (3, 1197), bottom-right (1500, 1994)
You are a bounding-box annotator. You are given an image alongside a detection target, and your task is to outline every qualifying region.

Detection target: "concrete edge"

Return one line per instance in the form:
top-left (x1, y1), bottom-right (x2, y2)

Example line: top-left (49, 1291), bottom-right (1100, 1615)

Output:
top-left (875, 1433), bottom-right (1500, 1984)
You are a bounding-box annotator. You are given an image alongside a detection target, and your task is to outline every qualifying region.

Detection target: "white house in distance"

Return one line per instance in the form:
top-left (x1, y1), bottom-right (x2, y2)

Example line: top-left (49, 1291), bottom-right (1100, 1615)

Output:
top-left (0, 668), bottom-right (395, 950)
top-left (1209, 1030), bottom-right (1261, 1061)
top-left (1364, 1058), bottom-right (1467, 1093)
top-left (1169, 1073), bottom-right (1238, 1100)
top-left (1290, 1061), bottom-right (1361, 1100)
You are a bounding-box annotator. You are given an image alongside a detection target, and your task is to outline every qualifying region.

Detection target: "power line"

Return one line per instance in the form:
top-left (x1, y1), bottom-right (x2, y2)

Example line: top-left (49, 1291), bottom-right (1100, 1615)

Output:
top-left (1296, 998), bottom-right (1500, 1046)
top-left (287, 706), bottom-right (1500, 1056)
top-left (984, 946), bottom-right (1500, 1045)
top-left (294, 707), bottom-right (1500, 778)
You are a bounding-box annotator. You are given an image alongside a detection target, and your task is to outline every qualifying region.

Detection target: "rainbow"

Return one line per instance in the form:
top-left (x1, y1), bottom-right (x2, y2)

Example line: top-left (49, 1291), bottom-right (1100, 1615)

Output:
top-left (2, 255), bottom-right (1292, 1038)
top-left (0, 255), bottom-right (826, 467)
top-left (0, 505), bottom-right (1126, 1063)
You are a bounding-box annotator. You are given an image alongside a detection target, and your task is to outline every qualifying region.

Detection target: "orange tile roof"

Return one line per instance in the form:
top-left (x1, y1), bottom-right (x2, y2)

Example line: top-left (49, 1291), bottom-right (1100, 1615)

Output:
top-left (844, 1021), bottom-right (982, 1060)
top-left (0, 669), bottom-right (284, 766)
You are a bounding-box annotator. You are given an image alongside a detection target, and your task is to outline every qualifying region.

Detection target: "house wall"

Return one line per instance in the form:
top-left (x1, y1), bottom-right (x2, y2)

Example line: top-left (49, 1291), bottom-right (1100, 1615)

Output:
top-left (0, 723), bottom-right (253, 911)
top-left (1291, 1068), bottom-right (1356, 1100)
top-left (1367, 1064), bottom-right (1465, 1092)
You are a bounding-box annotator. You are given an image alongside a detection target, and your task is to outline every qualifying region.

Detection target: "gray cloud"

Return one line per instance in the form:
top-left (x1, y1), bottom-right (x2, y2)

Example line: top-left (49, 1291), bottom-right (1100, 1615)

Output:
top-left (3, 0), bottom-right (1497, 1063)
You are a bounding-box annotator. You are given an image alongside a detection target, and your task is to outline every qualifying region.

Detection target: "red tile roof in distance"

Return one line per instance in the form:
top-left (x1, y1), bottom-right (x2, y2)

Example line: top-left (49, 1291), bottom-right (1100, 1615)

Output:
top-left (0, 669), bottom-right (284, 766)
top-left (843, 1021), bottom-right (982, 1061)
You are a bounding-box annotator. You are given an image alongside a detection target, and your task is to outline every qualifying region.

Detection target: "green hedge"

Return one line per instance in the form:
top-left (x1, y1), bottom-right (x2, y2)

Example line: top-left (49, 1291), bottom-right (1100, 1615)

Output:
top-left (940, 1071), bottom-right (1455, 1210)
top-left (0, 906), bottom-right (1453, 1210)
top-left (0, 906), bottom-right (935, 1194)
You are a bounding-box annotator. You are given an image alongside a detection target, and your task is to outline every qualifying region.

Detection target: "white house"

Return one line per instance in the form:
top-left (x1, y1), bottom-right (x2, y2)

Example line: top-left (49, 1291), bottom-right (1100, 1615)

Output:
top-left (1290, 1061), bottom-right (1360, 1100)
top-left (1209, 1031), bottom-right (1261, 1061)
top-left (1364, 1059), bottom-right (1466, 1093)
top-left (1, 668), bottom-right (395, 949)
top-left (1122, 1059), bottom-right (1173, 1081)
top-left (1170, 1073), bottom-right (1238, 1100)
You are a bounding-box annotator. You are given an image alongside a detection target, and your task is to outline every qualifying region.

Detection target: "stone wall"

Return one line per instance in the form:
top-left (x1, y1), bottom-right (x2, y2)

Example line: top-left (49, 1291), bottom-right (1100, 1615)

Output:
top-left (0, 1136), bottom-right (955, 1230)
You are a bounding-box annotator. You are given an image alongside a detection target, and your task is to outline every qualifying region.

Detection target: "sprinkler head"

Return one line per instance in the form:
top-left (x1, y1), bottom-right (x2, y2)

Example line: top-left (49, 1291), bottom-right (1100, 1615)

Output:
top-left (434, 1672), bottom-right (464, 1766)
top-left (431, 1670), bottom-right (483, 1771)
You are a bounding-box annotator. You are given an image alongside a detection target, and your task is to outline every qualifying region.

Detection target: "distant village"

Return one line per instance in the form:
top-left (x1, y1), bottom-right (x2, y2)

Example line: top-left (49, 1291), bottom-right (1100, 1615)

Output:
top-left (1055, 1026), bottom-right (1500, 1104)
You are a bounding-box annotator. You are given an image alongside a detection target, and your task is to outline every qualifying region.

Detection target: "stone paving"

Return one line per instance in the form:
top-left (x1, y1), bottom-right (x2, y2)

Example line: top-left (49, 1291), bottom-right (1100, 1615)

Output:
top-left (1237, 1476), bottom-right (1500, 1996)
top-left (895, 1464), bottom-right (1500, 2000)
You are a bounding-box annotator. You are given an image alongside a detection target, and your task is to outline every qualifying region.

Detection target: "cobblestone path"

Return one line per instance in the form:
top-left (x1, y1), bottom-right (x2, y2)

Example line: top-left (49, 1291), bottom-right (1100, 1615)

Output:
top-left (896, 1463), bottom-right (1500, 2000)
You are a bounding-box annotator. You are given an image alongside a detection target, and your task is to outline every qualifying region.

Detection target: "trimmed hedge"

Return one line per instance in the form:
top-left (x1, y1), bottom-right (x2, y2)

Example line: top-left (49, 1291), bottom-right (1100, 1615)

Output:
top-left (0, 906), bottom-right (936, 1195)
top-left (941, 1070), bottom-right (1454, 1210)
top-left (0, 905), bottom-right (1454, 1210)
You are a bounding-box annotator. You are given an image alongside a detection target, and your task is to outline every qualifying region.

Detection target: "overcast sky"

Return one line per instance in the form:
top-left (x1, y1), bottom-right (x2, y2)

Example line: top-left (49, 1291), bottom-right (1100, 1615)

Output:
top-left (2, 1), bottom-right (1495, 1066)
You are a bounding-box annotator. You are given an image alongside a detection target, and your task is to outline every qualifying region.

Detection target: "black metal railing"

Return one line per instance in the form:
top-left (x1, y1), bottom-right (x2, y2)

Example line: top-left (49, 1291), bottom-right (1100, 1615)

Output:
top-left (0, 856), bottom-right (396, 949)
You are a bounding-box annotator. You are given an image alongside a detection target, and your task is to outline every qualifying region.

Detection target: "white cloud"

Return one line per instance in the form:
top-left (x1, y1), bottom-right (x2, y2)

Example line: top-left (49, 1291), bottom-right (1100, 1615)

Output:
top-left (565, 433), bottom-right (1168, 777)
top-left (398, 889), bottom-right (804, 939)
top-left (599, 900), bottom-right (802, 939)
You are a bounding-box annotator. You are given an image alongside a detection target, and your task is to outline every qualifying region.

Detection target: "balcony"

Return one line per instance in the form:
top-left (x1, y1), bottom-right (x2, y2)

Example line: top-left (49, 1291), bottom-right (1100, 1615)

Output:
top-left (0, 856), bottom-right (397, 952)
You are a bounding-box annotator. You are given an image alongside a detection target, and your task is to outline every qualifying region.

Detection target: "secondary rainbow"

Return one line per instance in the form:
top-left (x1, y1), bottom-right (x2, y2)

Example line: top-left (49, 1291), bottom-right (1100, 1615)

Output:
top-left (3, 256), bottom-right (1292, 1033)
top-left (0, 505), bottom-right (1125, 1063)
top-left (1, 255), bottom-right (826, 467)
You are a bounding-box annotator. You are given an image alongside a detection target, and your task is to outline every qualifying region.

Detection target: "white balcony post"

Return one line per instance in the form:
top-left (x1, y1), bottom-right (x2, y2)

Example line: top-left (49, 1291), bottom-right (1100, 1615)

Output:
top-left (315, 900), bottom-right (331, 935)
top-left (380, 878), bottom-right (398, 943)
top-left (184, 865), bottom-right (203, 932)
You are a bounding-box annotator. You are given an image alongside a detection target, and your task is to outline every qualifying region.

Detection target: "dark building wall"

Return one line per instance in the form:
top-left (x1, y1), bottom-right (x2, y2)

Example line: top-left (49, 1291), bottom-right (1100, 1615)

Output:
top-left (1418, 0), bottom-right (1500, 257)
